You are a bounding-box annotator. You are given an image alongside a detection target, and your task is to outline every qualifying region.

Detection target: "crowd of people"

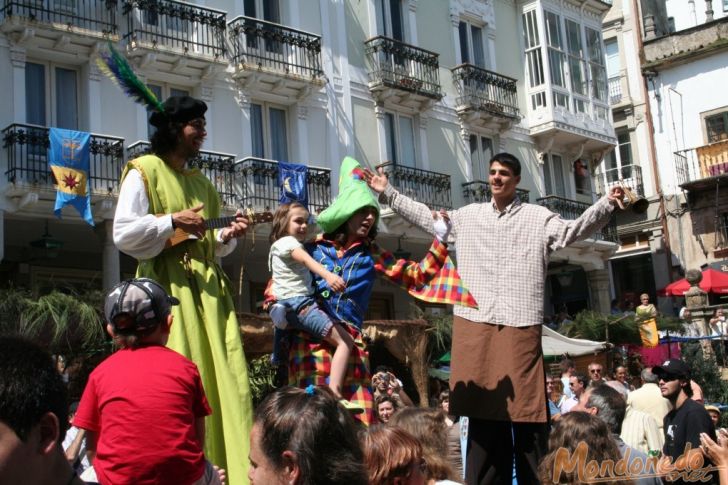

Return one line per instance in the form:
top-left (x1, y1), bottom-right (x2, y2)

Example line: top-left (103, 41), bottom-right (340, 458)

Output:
top-left (10, 92), bottom-right (728, 485)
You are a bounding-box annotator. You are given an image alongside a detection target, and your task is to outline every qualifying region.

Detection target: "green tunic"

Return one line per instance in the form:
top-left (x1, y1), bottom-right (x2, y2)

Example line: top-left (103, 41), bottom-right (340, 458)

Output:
top-left (121, 155), bottom-right (252, 485)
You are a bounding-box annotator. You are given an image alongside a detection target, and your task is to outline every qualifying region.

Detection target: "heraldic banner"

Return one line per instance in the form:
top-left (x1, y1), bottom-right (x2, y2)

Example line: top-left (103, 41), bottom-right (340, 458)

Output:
top-left (278, 162), bottom-right (308, 209)
top-left (49, 128), bottom-right (94, 226)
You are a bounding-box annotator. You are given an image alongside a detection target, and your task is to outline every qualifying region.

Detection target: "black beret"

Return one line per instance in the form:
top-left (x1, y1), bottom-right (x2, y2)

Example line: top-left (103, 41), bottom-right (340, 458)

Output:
top-left (149, 95), bottom-right (207, 127)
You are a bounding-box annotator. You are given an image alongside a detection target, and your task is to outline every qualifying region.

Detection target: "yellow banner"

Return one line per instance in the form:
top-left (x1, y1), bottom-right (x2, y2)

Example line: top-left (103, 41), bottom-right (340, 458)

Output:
top-left (51, 165), bottom-right (88, 196)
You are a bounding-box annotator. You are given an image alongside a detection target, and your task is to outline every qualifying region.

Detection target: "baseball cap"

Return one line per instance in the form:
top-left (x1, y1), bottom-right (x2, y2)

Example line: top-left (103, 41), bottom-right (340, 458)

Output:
top-left (652, 359), bottom-right (691, 379)
top-left (104, 278), bottom-right (179, 334)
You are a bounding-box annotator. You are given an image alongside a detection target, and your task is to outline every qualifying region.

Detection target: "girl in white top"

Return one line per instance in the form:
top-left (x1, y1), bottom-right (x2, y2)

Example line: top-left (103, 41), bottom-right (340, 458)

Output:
top-left (268, 202), bottom-right (358, 409)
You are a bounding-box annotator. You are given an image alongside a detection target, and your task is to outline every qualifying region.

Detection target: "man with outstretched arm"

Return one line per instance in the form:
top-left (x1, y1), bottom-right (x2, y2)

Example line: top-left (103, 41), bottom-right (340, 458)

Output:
top-left (365, 152), bottom-right (623, 485)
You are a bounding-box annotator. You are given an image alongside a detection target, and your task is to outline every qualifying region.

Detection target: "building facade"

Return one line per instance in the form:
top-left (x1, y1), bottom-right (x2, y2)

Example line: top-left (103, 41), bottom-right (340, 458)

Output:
top-left (0, 0), bottom-right (617, 320)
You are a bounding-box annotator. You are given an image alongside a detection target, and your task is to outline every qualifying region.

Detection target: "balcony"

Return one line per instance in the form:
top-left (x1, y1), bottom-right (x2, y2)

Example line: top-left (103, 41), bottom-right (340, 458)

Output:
top-left (3, 123), bottom-right (124, 202)
top-left (675, 139), bottom-right (728, 188)
top-left (462, 180), bottom-right (530, 204)
top-left (121, 0), bottom-right (226, 77)
top-left (364, 36), bottom-right (441, 111)
top-left (228, 16), bottom-right (324, 101)
top-left (377, 162), bottom-right (451, 211)
top-left (597, 164), bottom-right (644, 198)
top-left (0, 0), bottom-right (118, 48)
top-left (451, 64), bottom-right (519, 130)
top-left (536, 195), bottom-right (618, 242)
top-left (127, 141), bottom-right (236, 207)
top-left (235, 157), bottom-right (331, 214)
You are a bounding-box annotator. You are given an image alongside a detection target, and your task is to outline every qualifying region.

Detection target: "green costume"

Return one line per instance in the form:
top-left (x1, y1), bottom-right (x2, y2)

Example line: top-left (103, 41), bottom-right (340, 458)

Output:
top-left (121, 155), bottom-right (252, 485)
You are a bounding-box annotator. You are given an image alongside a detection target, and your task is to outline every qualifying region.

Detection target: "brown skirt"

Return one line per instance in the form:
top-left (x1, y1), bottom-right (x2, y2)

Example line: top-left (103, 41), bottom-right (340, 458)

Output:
top-left (449, 316), bottom-right (547, 423)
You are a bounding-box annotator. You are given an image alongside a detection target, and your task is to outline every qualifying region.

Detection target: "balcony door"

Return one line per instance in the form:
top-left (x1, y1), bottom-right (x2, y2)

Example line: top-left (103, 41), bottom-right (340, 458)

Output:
top-left (244, 0), bottom-right (281, 53)
top-left (377, 0), bottom-right (404, 41)
top-left (604, 130), bottom-right (634, 185)
top-left (458, 21), bottom-right (486, 68)
top-left (250, 103), bottom-right (289, 163)
top-left (469, 135), bottom-right (493, 181)
top-left (383, 112), bottom-right (416, 168)
top-left (543, 153), bottom-right (566, 198)
top-left (26, 62), bottom-right (78, 130)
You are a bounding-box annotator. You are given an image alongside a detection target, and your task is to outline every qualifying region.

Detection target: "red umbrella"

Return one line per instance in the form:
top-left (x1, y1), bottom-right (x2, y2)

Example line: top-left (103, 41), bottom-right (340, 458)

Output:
top-left (658, 268), bottom-right (728, 296)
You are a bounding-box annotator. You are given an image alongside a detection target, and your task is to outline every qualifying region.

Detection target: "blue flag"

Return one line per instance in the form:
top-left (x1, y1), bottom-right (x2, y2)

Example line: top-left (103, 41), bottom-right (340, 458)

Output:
top-left (278, 162), bottom-right (308, 209)
top-left (49, 128), bottom-right (94, 226)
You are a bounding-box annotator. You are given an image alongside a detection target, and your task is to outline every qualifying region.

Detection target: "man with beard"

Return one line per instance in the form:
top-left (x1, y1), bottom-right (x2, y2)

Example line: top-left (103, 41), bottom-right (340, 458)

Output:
top-left (113, 96), bottom-right (252, 485)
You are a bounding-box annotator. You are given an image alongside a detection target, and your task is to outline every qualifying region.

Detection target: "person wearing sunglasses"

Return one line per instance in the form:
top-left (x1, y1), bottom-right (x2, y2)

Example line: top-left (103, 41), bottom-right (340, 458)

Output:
top-left (587, 362), bottom-right (607, 385)
top-left (653, 359), bottom-right (716, 480)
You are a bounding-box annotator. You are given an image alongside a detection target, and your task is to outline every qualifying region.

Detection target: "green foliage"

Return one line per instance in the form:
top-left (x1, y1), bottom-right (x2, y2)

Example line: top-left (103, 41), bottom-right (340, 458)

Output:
top-left (562, 310), bottom-right (684, 345)
top-left (0, 287), bottom-right (109, 356)
top-left (248, 355), bottom-right (277, 406)
top-left (681, 342), bottom-right (728, 404)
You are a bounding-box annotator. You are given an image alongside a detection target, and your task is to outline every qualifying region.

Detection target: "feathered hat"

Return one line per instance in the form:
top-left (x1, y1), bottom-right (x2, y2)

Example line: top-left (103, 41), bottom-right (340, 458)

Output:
top-left (96, 42), bottom-right (206, 125)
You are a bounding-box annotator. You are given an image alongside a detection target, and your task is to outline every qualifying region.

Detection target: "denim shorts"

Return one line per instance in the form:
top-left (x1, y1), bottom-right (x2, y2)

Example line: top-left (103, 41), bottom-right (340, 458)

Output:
top-left (278, 295), bottom-right (334, 339)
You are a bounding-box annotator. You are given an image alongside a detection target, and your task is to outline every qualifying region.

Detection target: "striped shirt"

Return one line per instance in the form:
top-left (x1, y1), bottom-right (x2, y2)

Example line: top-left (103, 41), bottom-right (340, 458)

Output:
top-left (381, 185), bottom-right (616, 327)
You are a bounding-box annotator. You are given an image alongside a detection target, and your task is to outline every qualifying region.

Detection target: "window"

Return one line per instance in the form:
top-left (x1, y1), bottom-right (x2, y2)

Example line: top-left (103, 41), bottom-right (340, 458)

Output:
top-left (522, 10), bottom-right (545, 109)
top-left (586, 28), bottom-right (607, 102)
top-left (565, 19), bottom-right (587, 101)
top-left (25, 61), bottom-right (78, 129)
top-left (543, 153), bottom-right (566, 197)
top-left (724, 0), bottom-right (728, 12)
top-left (383, 112), bottom-right (416, 167)
top-left (706, 112), bottom-right (728, 143)
top-left (250, 103), bottom-right (289, 161)
top-left (469, 135), bottom-right (493, 181)
top-left (244, 0), bottom-right (281, 51)
top-left (605, 130), bottom-right (634, 182)
top-left (573, 159), bottom-right (591, 195)
top-left (458, 21), bottom-right (486, 67)
top-left (377, 0), bottom-right (404, 41)
top-left (146, 84), bottom-right (189, 138)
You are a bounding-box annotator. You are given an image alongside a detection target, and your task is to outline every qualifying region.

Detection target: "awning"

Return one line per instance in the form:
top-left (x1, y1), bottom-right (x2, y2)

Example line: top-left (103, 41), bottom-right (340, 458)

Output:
top-left (542, 325), bottom-right (606, 357)
top-left (658, 268), bottom-right (728, 296)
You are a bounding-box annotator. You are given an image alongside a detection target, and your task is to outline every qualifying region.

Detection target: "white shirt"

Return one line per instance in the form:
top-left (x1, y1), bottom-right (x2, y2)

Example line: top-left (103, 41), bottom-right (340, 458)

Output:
top-left (113, 169), bottom-right (236, 259)
top-left (269, 236), bottom-right (313, 300)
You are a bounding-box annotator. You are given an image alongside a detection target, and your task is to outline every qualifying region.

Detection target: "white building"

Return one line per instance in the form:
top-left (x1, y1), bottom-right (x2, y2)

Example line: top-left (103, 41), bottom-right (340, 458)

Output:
top-left (0, 0), bottom-right (617, 320)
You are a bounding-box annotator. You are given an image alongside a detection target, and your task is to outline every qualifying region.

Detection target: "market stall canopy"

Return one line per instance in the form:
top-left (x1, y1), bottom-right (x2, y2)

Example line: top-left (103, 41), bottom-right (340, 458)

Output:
top-left (542, 325), bottom-right (606, 356)
top-left (658, 268), bottom-right (728, 296)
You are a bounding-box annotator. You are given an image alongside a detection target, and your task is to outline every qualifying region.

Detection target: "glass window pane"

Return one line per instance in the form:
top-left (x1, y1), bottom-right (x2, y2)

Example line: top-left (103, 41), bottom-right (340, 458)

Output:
top-left (26, 62), bottom-right (46, 126)
top-left (170, 87), bottom-right (189, 97)
top-left (543, 155), bottom-right (553, 195)
top-left (618, 131), bottom-right (633, 166)
top-left (552, 154), bottom-right (566, 197)
top-left (263, 0), bottom-right (280, 22)
top-left (250, 103), bottom-right (264, 158)
top-left (384, 113), bottom-right (397, 163)
top-left (389, 0), bottom-right (404, 41)
top-left (586, 28), bottom-right (602, 62)
top-left (549, 49), bottom-right (565, 87)
top-left (55, 67), bottom-right (77, 130)
top-left (458, 22), bottom-right (470, 64)
top-left (545, 11), bottom-right (561, 48)
top-left (146, 84), bottom-right (163, 138)
top-left (398, 116), bottom-right (415, 168)
top-left (565, 20), bottom-right (582, 56)
top-left (471, 26), bottom-right (485, 68)
top-left (605, 39), bottom-right (620, 78)
top-left (706, 115), bottom-right (728, 143)
top-left (269, 107), bottom-right (288, 162)
top-left (243, 0), bottom-right (256, 17)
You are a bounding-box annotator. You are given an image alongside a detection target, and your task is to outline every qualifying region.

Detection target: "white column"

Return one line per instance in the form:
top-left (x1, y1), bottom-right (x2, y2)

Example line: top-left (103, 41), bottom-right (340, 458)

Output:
top-left (134, 72), bottom-right (149, 142)
top-left (199, 84), bottom-right (215, 148)
top-left (460, 125), bottom-right (473, 180)
top-left (101, 219), bottom-right (120, 291)
top-left (375, 103), bottom-right (388, 162)
top-left (418, 114), bottom-right (429, 170)
top-left (87, 61), bottom-right (102, 132)
top-left (487, 30), bottom-right (497, 71)
top-left (10, 47), bottom-right (26, 122)
top-left (236, 90), bottom-right (253, 158)
top-left (449, 8), bottom-right (462, 65)
top-left (587, 268), bottom-right (611, 314)
top-left (296, 104), bottom-right (310, 163)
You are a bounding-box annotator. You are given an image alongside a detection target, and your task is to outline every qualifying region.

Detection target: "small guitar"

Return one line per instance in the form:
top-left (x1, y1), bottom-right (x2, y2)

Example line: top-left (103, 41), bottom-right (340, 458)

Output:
top-left (164, 210), bottom-right (274, 248)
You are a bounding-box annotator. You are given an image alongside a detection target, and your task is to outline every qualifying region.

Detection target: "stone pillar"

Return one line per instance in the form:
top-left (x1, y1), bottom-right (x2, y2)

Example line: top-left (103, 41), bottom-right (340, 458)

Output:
top-left (375, 103), bottom-right (388, 162)
top-left (10, 47), bottom-right (26, 122)
top-left (685, 269), bottom-right (715, 360)
top-left (101, 219), bottom-right (120, 291)
top-left (296, 104), bottom-right (310, 164)
top-left (706, 0), bottom-right (714, 22)
top-left (587, 268), bottom-right (611, 314)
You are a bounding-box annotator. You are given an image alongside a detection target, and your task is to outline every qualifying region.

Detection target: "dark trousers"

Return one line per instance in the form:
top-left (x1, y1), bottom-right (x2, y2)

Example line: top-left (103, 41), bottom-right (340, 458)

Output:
top-left (465, 419), bottom-right (548, 485)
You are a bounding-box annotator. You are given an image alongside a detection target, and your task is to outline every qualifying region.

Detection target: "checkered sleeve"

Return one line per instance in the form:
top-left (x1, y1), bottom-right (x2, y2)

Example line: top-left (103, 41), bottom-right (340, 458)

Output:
top-left (545, 196), bottom-right (616, 252)
top-left (381, 185), bottom-right (461, 241)
top-left (372, 238), bottom-right (447, 290)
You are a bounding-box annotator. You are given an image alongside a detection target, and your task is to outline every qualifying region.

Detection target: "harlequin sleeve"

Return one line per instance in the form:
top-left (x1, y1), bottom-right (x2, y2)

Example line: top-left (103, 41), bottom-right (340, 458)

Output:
top-left (373, 239), bottom-right (478, 309)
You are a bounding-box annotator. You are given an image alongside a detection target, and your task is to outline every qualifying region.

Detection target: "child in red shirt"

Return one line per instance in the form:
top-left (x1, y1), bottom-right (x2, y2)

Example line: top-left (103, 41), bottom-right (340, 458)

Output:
top-left (74, 278), bottom-right (222, 485)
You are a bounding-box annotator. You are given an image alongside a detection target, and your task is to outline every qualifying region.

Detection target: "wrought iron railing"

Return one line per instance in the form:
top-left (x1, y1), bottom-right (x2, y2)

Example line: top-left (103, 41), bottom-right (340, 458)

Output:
top-left (462, 180), bottom-right (530, 204)
top-left (451, 64), bottom-right (519, 119)
top-left (228, 16), bottom-right (323, 79)
top-left (376, 162), bottom-right (451, 210)
top-left (608, 75), bottom-right (622, 105)
top-left (0, 0), bottom-right (118, 35)
top-left (3, 123), bottom-right (124, 194)
top-left (364, 36), bottom-right (441, 100)
top-left (122, 0), bottom-right (226, 58)
top-left (127, 141), bottom-right (236, 206)
top-left (597, 164), bottom-right (644, 197)
top-left (536, 195), bottom-right (618, 242)
top-left (235, 157), bottom-right (331, 214)
top-left (675, 140), bottom-right (728, 186)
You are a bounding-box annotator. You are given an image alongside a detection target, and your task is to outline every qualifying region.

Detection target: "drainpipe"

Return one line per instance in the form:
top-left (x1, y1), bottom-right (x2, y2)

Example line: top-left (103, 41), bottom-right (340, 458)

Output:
top-left (633, 0), bottom-right (674, 281)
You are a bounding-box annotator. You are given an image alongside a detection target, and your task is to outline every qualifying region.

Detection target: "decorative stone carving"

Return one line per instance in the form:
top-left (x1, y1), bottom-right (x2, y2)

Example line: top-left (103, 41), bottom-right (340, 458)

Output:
top-left (9, 47), bottom-right (25, 68)
top-left (449, 0), bottom-right (494, 26)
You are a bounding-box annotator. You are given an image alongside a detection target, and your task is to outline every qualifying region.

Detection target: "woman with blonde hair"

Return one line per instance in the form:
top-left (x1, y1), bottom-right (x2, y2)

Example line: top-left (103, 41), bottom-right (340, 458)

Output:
top-left (388, 407), bottom-right (460, 483)
top-left (363, 426), bottom-right (427, 485)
